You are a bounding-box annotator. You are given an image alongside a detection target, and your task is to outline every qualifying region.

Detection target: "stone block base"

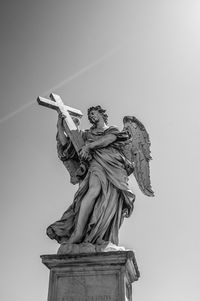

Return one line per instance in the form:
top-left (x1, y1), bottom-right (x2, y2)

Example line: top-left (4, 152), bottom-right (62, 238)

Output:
top-left (41, 251), bottom-right (140, 301)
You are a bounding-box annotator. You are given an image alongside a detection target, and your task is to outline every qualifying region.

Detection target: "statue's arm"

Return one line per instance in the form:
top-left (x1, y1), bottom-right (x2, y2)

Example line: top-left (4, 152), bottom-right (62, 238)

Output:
top-left (89, 134), bottom-right (117, 149)
top-left (57, 113), bottom-right (68, 146)
top-left (79, 134), bottom-right (116, 160)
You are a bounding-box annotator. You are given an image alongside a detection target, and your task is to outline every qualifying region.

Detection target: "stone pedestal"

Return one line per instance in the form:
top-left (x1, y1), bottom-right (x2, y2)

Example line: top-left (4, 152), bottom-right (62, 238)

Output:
top-left (41, 251), bottom-right (140, 301)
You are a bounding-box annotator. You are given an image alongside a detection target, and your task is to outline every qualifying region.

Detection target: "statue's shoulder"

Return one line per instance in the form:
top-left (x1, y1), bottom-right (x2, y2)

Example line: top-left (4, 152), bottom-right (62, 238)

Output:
top-left (84, 126), bottom-right (120, 137)
top-left (104, 125), bottom-right (120, 134)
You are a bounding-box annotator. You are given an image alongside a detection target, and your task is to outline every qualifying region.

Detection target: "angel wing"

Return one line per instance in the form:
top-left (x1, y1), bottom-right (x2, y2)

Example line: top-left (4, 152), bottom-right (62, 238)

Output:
top-left (122, 116), bottom-right (154, 197)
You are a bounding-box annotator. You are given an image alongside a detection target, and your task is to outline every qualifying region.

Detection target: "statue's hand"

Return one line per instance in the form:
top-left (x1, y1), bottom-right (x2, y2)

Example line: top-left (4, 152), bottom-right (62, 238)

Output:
top-left (79, 144), bottom-right (91, 160)
top-left (57, 112), bottom-right (65, 130)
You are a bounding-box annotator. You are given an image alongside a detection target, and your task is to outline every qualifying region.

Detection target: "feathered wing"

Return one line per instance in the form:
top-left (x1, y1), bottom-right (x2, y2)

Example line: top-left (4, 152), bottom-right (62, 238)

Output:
top-left (123, 116), bottom-right (154, 197)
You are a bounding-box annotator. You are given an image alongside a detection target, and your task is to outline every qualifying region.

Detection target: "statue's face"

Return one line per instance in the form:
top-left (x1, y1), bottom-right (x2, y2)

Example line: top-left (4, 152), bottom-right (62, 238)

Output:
top-left (88, 109), bottom-right (101, 124)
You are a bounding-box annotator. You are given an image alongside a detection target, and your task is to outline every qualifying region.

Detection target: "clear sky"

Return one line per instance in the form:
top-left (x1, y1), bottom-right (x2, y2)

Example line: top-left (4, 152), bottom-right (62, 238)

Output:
top-left (0, 1), bottom-right (200, 300)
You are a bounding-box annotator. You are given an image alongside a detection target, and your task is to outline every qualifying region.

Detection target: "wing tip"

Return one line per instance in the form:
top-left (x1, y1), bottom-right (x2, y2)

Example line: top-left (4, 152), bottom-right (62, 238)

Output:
top-left (144, 188), bottom-right (155, 197)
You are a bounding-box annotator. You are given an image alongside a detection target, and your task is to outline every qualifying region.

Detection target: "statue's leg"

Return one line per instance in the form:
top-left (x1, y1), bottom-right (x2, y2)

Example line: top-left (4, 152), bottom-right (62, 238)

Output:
top-left (68, 174), bottom-right (101, 243)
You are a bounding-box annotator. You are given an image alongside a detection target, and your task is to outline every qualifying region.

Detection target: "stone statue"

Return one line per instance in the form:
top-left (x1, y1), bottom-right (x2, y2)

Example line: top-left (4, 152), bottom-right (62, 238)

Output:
top-left (37, 94), bottom-right (154, 251)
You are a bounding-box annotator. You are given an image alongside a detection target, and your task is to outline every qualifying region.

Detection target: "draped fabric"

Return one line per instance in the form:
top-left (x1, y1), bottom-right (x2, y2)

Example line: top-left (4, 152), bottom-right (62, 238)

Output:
top-left (47, 126), bottom-right (135, 245)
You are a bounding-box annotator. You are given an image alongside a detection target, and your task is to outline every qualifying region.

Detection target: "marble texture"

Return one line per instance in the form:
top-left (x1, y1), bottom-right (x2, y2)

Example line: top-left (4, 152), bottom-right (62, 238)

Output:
top-left (41, 251), bottom-right (140, 301)
top-left (57, 242), bottom-right (126, 255)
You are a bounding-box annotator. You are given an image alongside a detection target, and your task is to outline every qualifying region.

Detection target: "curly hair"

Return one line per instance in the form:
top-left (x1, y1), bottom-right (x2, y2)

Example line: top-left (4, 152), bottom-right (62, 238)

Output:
top-left (87, 105), bottom-right (108, 125)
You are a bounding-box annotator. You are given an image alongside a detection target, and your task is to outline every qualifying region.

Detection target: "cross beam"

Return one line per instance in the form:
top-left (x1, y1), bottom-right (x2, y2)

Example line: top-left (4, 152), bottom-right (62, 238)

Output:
top-left (37, 93), bottom-right (85, 153)
top-left (37, 93), bottom-right (83, 119)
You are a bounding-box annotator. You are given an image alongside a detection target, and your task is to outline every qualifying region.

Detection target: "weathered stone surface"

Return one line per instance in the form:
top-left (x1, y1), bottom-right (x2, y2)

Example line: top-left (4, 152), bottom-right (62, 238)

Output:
top-left (41, 250), bottom-right (139, 301)
top-left (57, 242), bottom-right (126, 255)
top-left (38, 96), bottom-right (154, 248)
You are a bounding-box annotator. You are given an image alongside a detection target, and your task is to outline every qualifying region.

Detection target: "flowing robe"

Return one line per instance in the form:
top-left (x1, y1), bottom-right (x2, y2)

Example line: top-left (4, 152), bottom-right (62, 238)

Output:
top-left (47, 126), bottom-right (135, 245)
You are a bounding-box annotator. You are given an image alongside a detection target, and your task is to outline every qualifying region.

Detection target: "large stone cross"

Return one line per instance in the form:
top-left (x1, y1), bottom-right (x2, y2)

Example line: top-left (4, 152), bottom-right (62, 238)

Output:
top-left (37, 93), bottom-right (85, 153)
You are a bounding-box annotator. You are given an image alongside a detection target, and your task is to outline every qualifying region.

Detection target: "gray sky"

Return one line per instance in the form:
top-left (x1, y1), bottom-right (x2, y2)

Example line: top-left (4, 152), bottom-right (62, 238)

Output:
top-left (1, 1), bottom-right (200, 300)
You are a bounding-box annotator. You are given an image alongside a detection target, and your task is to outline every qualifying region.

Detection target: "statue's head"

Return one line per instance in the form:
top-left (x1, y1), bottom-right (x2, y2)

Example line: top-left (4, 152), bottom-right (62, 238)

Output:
top-left (88, 105), bottom-right (108, 125)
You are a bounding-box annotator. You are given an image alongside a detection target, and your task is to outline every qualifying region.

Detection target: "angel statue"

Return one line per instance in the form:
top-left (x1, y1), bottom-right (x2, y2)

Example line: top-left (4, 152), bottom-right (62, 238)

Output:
top-left (42, 100), bottom-right (154, 251)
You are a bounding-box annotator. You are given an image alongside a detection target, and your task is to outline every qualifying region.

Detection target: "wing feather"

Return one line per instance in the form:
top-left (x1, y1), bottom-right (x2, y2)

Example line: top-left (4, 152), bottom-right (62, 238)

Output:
top-left (123, 116), bottom-right (154, 197)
